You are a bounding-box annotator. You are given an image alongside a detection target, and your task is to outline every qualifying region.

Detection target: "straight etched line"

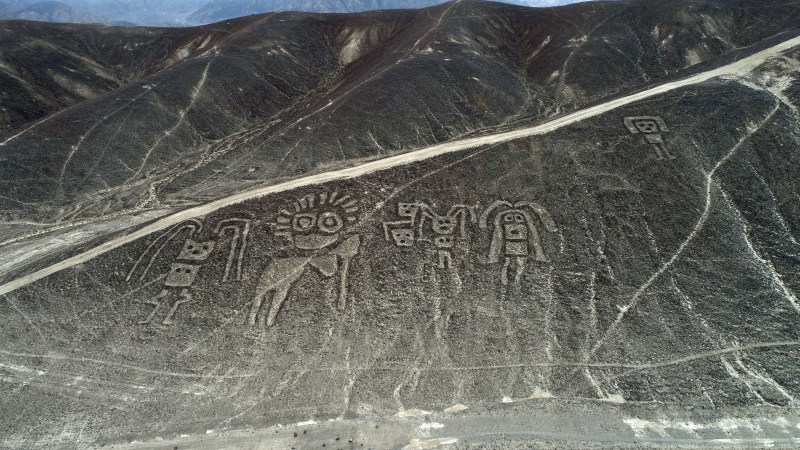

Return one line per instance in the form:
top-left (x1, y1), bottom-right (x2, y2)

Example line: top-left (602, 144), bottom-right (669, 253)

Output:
top-left (0, 349), bottom-right (256, 379)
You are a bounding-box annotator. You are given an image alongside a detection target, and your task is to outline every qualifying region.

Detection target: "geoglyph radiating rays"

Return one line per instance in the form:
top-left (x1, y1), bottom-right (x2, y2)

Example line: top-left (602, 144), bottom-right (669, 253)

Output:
top-left (274, 191), bottom-right (359, 244)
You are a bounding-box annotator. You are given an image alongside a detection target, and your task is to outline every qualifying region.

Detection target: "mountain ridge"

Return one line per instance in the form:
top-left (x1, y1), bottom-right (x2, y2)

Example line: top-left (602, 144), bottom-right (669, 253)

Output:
top-left (0, 0), bottom-right (123, 24)
top-left (184, 0), bottom-right (581, 25)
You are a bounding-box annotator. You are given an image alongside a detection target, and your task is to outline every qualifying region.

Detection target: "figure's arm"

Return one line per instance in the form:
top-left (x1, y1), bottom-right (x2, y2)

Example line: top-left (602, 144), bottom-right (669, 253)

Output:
top-left (515, 202), bottom-right (557, 232)
top-left (479, 200), bottom-right (512, 229)
top-left (450, 207), bottom-right (468, 237)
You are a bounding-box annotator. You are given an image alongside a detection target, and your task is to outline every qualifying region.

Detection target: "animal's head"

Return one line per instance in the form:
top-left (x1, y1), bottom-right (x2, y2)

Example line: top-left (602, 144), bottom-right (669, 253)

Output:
top-left (419, 203), bottom-right (469, 236)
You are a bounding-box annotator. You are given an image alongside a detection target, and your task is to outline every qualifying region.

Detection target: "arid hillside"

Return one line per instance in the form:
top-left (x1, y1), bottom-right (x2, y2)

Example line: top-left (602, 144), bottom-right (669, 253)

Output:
top-left (1, 1), bottom-right (800, 448)
top-left (2, 0), bottom-right (800, 242)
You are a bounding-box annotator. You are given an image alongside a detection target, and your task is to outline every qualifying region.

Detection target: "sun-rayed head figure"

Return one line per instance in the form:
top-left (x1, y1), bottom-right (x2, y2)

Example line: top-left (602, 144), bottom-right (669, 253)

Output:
top-left (480, 200), bottom-right (557, 286)
top-left (251, 191), bottom-right (362, 328)
top-left (274, 191), bottom-right (359, 250)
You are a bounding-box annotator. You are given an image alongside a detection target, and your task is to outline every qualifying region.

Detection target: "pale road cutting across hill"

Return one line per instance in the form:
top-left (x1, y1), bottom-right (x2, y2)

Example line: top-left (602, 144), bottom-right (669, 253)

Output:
top-left (1, 32), bottom-right (800, 298)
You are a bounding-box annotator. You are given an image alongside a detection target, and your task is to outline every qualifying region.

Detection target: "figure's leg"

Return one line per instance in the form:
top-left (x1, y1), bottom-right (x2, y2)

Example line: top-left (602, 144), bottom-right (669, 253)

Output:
top-left (645, 134), bottom-right (666, 159)
top-left (333, 236), bottom-right (360, 312)
top-left (337, 258), bottom-right (351, 311)
top-left (251, 257), bottom-right (310, 327)
top-left (162, 289), bottom-right (192, 325)
top-left (139, 290), bottom-right (168, 325)
top-left (438, 250), bottom-right (452, 270)
top-left (661, 143), bottom-right (676, 159)
top-left (651, 144), bottom-right (664, 159)
top-left (249, 287), bottom-right (269, 326)
top-left (501, 257), bottom-right (511, 286)
top-left (266, 285), bottom-right (291, 327)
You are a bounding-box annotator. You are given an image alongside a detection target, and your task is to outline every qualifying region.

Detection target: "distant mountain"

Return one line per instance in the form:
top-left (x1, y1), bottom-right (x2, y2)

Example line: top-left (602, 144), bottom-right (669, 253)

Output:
top-left (10, 1), bottom-right (113, 24)
top-left (2, 0), bottom-right (597, 26)
top-left (65, 0), bottom-right (209, 26)
top-left (185, 0), bottom-right (580, 24)
top-left (187, 0), bottom-right (442, 22)
top-left (0, 0), bottom-right (207, 26)
top-left (0, 0), bottom-right (37, 13)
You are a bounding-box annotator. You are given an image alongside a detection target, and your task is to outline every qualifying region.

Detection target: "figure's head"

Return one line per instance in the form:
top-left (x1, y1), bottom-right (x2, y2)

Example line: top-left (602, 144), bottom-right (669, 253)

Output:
top-left (623, 116), bottom-right (668, 135)
top-left (275, 191), bottom-right (359, 250)
top-left (397, 203), bottom-right (418, 218)
top-left (633, 119), bottom-right (660, 134)
top-left (479, 200), bottom-right (557, 263)
top-left (501, 211), bottom-right (525, 225)
top-left (390, 229), bottom-right (414, 247)
top-left (177, 239), bottom-right (216, 261)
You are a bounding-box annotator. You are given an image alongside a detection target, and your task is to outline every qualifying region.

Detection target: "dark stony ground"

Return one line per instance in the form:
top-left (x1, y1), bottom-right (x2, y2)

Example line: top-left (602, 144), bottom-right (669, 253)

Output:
top-left (3, 0), bottom-right (800, 240)
top-left (1, 0), bottom-right (800, 448)
top-left (3, 47), bottom-right (800, 446)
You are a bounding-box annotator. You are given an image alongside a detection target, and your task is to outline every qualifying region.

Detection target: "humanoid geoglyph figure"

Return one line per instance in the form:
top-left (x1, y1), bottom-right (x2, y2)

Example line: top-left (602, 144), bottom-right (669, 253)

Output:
top-left (479, 201), bottom-right (557, 286)
top-left (382, 201), bottom-right (473, 269)
top-left (127, 217), bottom-right (250, 325)
top-left (250, 191), bottom-right (360, 327)
top-left (623, 116), bottom-right (674, 159)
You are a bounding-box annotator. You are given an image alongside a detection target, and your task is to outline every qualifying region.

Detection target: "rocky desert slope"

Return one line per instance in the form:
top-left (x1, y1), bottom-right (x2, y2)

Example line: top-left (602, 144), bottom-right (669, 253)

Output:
top-left (1, 0), bottom-right (800, 448)
top-left (2, 0), bottom-right (799, 239)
